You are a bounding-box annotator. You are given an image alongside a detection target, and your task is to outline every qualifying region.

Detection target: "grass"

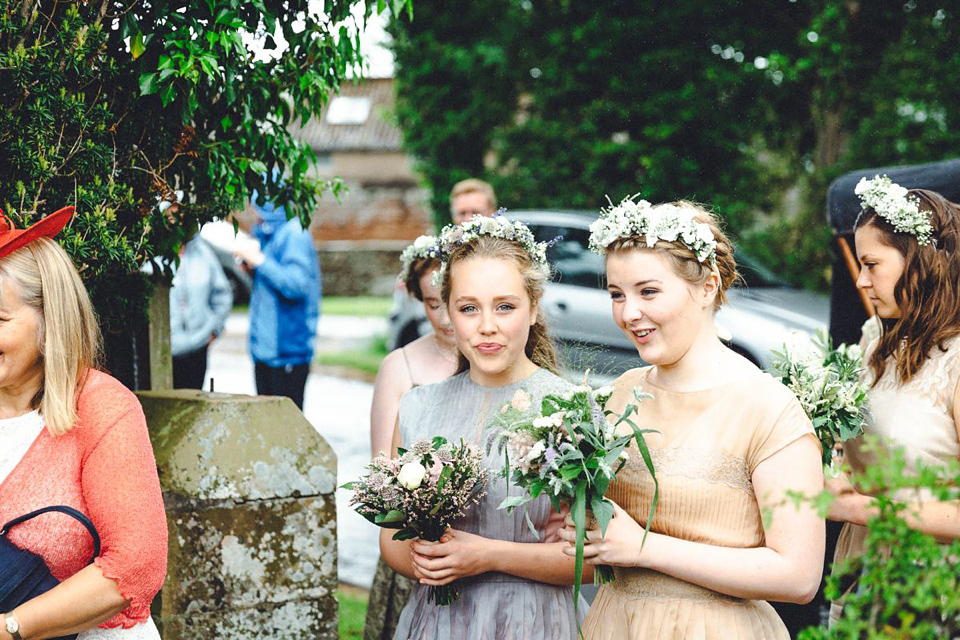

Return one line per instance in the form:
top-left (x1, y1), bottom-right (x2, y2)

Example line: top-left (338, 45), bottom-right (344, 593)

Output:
top-left (316, 334), bottom-right (389, 376)
top-left (337, 584), bottom-right (369, 639)
top-left (323, 296), bottom-right (392, 317)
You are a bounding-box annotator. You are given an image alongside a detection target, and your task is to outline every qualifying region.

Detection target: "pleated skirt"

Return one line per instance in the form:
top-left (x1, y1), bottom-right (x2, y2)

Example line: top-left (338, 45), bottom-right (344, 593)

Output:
top-left (582, 568), bottom-right (789, 640)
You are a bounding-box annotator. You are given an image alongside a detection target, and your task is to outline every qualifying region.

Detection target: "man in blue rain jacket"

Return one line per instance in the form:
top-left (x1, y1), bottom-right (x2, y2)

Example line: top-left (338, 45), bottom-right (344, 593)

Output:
top-left (234, 194), bottom-right (320, 410)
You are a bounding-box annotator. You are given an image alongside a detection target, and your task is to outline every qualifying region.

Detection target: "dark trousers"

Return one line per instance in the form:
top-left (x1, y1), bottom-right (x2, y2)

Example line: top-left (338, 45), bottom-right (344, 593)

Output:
top-left (173, 346), bottom-right (209, 390)
top-left (255, 361), bottom-right (310, 410)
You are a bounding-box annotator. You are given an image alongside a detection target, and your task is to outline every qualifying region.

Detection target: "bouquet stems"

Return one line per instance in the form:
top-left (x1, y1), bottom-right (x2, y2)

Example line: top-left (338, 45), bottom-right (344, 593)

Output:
top-left (585, 508), bottom-right (616, 586)
top-left (417, 525), bottom-right (460, 605)
top-left (594, 563), bottom-right (616, 585)
top-left (427, 584), bottom-right (459, 605)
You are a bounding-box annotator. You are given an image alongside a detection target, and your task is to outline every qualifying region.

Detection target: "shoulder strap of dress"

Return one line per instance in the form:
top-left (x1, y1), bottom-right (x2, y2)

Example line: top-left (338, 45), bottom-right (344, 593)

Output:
top-left (400, 346), bottom-right (418, 387)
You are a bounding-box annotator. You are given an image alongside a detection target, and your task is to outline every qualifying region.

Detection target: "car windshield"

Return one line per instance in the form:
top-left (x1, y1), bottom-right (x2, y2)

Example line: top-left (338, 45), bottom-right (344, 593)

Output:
top-left (524, 215), bottom-right (788, 291)
top-left (530, 224), bottom-right (607, 289)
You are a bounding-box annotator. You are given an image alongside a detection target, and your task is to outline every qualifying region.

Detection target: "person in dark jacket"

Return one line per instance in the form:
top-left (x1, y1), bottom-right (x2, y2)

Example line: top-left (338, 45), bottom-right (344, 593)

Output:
top-left (234, 194), bottom-right (320, 410)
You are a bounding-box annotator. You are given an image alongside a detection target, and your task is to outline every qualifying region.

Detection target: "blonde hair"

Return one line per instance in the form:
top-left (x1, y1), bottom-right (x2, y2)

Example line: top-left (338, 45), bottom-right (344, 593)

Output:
top-left (605, 201), bottom-right (739, 311)
top-left (0, 238), bottom-right (101, 434)
top-left (450, 179), bottom-right (497, 211)
top-left (440, 235), bottom-right (559, 374)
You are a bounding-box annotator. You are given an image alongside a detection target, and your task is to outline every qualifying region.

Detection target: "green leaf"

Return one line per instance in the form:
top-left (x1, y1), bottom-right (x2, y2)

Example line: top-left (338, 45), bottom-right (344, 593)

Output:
top-left (498, 495), bottom-right (530, 511)
top-left (391, 529), bottom-right (417, 541)
top-left (629, 425), bottom-right (658, 544)
top-left (524, 509), bottom-right (539, 540)
top-left (138, 72), bottom-right (159, 96)
top-left (593, 470), bottom-right (610, 497)
top-left (434, 465), bottom-right (453, 493)
top-left (160, 83), bottom-right (176, 107)
top-left (375, 509), bottom-right (405, 524)
top-left (590, 496), bottom-right (615, 536)
top-left (572, 482), bottom-right (586, 620)
top-left (130, 31), bottom-right (145, 60)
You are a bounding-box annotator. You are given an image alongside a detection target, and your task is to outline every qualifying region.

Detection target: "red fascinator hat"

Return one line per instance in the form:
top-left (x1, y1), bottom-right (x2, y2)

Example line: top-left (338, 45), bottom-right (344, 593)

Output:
top-left (0, 206), bottom-right (74, 260)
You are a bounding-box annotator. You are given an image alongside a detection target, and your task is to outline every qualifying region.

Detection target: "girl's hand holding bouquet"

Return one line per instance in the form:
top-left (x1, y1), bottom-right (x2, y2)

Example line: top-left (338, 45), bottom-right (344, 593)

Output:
top-left (489, 381), bottom-right (658, 606)
top-left (343, 436), bottom-right (488, 605)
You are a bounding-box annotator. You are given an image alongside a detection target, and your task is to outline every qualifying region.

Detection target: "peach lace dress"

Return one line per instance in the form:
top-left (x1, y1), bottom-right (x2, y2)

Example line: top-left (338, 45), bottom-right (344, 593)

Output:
top-left (830, 336), bottom-right (960, 623)
top-left (582, 367), bottom-right (815, 640)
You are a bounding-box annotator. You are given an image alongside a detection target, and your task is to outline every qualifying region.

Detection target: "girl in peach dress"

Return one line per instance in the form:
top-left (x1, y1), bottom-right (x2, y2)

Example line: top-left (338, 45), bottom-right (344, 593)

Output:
top-left (559, 198), bottom-right (825, 639)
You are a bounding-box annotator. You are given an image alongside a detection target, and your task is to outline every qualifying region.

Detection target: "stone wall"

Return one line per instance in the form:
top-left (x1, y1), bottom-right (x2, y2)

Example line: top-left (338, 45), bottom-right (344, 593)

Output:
top-left (309, 173), bottom-right (432, 297)
top-left (140, 391), bottom-right (339, 639)
top-left (310, 175), bottom-right (431, 246)
top-left (317, 244), bottom-right (402, 297)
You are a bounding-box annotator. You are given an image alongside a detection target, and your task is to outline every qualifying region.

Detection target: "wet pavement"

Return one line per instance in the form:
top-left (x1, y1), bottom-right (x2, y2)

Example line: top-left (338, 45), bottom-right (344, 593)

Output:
top-left (207, 311), bottom-right (382, 588)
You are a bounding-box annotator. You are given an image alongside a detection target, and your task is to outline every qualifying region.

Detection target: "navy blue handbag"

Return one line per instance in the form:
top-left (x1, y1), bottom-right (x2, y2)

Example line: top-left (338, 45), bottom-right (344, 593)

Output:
top-left (0, 506), bottom-right (101, 640)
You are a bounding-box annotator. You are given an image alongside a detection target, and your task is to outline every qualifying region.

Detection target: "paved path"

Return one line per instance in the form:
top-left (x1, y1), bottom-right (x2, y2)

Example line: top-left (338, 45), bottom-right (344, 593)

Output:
top-left (207, 312), bottom-right (382, 588)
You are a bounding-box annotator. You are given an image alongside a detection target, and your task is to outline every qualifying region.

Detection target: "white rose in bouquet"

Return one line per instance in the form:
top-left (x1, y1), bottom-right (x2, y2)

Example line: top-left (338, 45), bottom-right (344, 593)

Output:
top-left (397, 461), bottom-right (427, 490)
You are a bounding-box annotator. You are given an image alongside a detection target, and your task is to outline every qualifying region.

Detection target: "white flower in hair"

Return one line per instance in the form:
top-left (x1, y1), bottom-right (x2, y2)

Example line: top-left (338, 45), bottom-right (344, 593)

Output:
top-left (398, 234), bottom-right (442, 284)
top-left (433, 211), bottom-right (552, 285)
top-left (855, 175), bottom-right (934, 246)
top-left (588, 195), bottom-right (718, 264)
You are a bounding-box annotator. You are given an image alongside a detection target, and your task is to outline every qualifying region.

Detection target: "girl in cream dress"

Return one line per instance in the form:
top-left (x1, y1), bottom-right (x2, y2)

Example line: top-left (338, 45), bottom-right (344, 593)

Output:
top-left (827, 178), bottom-right (960, 624)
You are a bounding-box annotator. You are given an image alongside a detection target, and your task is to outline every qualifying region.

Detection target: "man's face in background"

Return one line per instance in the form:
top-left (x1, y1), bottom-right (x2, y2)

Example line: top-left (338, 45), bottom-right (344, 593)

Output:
top-left (451, 191), bottom-right (495, 224)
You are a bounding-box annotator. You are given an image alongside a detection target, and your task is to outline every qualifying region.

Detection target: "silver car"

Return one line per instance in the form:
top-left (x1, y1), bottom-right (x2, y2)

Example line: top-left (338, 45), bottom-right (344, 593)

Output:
top-left (387, 210), bottom-right (828, 378)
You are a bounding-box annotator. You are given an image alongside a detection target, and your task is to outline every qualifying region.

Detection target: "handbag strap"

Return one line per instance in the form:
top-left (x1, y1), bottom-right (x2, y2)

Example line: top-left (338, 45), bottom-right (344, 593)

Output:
top-left (0, 506), bottom-right (101, 563)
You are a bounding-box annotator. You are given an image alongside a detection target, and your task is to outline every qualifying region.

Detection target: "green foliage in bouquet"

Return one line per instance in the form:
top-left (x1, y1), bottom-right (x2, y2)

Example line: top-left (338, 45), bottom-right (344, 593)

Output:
top-left (491, 384), bottom-right (658, 610)
top-left (771, 329), bottom-right (869, 466)
top-left (801, 444), bottom-right (960, 639)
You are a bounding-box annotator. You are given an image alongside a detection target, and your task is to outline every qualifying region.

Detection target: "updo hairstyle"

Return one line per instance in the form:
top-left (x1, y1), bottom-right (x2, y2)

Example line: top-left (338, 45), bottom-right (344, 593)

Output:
top-left (403, 256), bottom-right (442, 302)
top-left (604, 201), bottom-right (739, 311)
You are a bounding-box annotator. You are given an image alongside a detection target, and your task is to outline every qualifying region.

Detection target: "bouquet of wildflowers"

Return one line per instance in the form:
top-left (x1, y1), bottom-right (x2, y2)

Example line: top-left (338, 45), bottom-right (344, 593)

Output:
top-left (489, 382), bottom-right (657, 606)
top-left (771, 329), bottom-right (869, 467)
top-left (342, 436), bottom-right (488, 605)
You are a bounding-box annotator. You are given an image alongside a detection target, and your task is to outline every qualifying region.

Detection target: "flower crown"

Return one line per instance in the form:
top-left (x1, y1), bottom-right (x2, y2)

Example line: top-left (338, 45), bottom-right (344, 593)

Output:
top-left (588, 195), bottom-right (717, 264)
top-left (855, 175), bottom-right (934, 246)
top-left (433, 212), bottom-right (551, 285)
top-left (398, 234), bottom-right (442, 285)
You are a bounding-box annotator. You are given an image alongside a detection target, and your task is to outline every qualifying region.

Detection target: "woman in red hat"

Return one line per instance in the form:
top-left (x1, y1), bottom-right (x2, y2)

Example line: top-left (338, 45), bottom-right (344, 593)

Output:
top-left (0, 208), bottom-right (167, 640)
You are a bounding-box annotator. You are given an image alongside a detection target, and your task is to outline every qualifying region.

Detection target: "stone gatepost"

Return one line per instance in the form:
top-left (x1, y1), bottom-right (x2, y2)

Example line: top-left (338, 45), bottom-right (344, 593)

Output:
top-left (138, 390), bottom-right (338, 638)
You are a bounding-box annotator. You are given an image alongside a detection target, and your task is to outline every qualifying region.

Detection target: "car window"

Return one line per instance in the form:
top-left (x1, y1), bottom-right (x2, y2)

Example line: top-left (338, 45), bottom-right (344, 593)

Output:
top-left (529, 224), bottom-right (606, 289)
top-left (734, 249), bottom-right (790, 289)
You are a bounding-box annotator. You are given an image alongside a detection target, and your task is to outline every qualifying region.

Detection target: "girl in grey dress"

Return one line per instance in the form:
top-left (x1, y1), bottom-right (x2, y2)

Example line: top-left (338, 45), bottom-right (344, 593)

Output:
top-left (380, 221), bottom-right (584, 640)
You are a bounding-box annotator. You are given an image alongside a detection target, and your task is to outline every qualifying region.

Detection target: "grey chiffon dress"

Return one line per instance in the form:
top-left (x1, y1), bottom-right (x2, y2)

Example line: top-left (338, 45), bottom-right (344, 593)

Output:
top-left (392, 368), bottom-right (585, 640)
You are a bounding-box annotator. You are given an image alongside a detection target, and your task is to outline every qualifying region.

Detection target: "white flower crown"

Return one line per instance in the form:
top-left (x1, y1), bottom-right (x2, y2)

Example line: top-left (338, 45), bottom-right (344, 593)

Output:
top-left (588, 195), bottom-right (718, 264)
top-left (398, 234), bottom-right (442, 285)
top-left (433, 212), bottom-right (551, 286)
top-left (855, 175), bottom-right (934, 246)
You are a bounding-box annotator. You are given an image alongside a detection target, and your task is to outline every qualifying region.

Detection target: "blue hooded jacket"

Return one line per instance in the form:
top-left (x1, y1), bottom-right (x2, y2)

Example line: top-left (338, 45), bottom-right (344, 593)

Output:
top-left (249, 196), bottom-right (321, 367)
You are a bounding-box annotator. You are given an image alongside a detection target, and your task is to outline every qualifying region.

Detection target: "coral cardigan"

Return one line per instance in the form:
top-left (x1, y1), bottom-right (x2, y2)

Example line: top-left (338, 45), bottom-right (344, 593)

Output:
top-left (0, 370), bottom-right (167, 628)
